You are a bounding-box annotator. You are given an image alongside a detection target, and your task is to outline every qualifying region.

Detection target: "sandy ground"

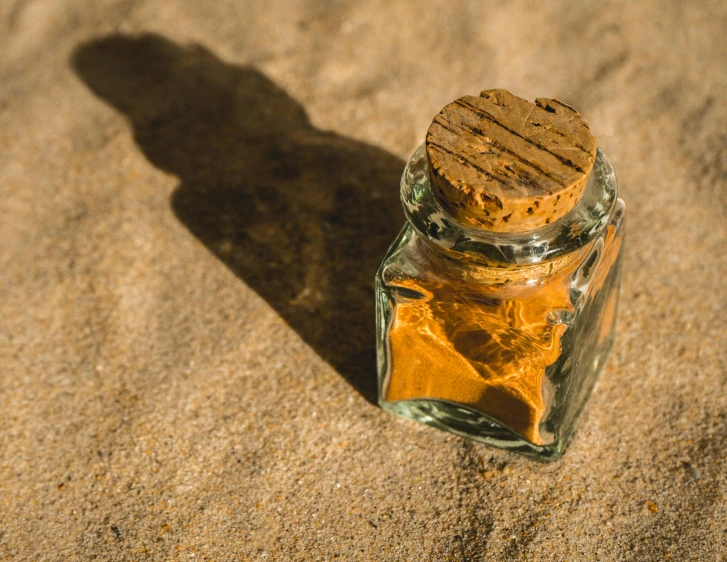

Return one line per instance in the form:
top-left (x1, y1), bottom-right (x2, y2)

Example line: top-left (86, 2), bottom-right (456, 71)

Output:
top-left (1, 1), bottom-right (726, 560)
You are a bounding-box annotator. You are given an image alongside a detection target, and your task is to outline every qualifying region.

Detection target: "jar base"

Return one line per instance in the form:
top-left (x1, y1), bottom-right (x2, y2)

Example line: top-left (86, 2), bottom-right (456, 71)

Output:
top-left (380, 399), bottom-right (572, 462)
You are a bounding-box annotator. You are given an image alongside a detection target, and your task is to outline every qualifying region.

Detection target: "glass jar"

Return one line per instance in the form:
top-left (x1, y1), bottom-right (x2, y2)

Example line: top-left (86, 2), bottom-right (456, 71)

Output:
top-left (375, 143), bottom-right (625, 461)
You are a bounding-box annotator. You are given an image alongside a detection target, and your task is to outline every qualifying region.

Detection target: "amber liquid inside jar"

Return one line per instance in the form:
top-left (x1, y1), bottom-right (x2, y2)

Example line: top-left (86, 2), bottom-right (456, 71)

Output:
top-left (375, 145), bottom-right (624, 460)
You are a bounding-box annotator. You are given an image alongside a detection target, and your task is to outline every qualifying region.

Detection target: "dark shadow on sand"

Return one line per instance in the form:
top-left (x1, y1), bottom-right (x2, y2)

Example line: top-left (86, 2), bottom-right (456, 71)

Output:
top-left (72, 34), bottom-right (405, 402)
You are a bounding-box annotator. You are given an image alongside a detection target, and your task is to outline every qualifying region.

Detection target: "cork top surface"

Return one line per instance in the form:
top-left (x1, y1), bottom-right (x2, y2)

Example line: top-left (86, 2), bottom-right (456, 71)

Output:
top-left (426, 89), bottom-right (597, 232)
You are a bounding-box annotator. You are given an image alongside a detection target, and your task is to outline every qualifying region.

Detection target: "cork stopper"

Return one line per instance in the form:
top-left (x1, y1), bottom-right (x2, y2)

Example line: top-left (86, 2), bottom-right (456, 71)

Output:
top-left (425, 89), bottom-right (597, 232)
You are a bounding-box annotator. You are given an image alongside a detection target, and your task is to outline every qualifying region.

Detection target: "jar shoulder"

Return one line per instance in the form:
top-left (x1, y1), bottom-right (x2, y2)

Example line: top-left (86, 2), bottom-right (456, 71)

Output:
top-left (378, 198), bottom-right (624, 298)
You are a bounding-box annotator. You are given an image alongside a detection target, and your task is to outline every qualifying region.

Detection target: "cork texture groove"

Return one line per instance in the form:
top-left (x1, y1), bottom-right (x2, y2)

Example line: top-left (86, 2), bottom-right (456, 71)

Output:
top-left (426, 89), bottom-right (597, 231)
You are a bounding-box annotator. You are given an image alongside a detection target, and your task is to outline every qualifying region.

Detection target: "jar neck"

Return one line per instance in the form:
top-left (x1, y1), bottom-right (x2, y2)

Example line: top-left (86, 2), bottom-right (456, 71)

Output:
top-left (413, 230), bottom-right (594, 285)
top-left (400, 144), bottom-right (619, 269)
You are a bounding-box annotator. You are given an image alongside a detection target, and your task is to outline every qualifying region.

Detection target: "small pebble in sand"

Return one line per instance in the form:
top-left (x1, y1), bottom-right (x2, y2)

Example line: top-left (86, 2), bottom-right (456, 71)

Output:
top-left (685, 463), bottom-right (701, 481)
top-left (645, 500), bottom-right (658, 514)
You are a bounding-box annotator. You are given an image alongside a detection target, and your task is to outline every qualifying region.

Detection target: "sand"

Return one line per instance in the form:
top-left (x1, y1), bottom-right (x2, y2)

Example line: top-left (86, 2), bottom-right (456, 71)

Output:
top-left (1, 1), bottom-right (726, 560)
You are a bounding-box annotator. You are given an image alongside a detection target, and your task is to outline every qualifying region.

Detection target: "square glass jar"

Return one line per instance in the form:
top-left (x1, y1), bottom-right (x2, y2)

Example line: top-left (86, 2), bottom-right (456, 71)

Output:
top-left (376, 145), bottom-right (625, 460)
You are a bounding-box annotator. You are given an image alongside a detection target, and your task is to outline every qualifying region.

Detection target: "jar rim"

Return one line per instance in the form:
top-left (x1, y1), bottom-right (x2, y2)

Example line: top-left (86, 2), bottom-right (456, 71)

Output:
top-left (400, 144), bottom-right (620, 265)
